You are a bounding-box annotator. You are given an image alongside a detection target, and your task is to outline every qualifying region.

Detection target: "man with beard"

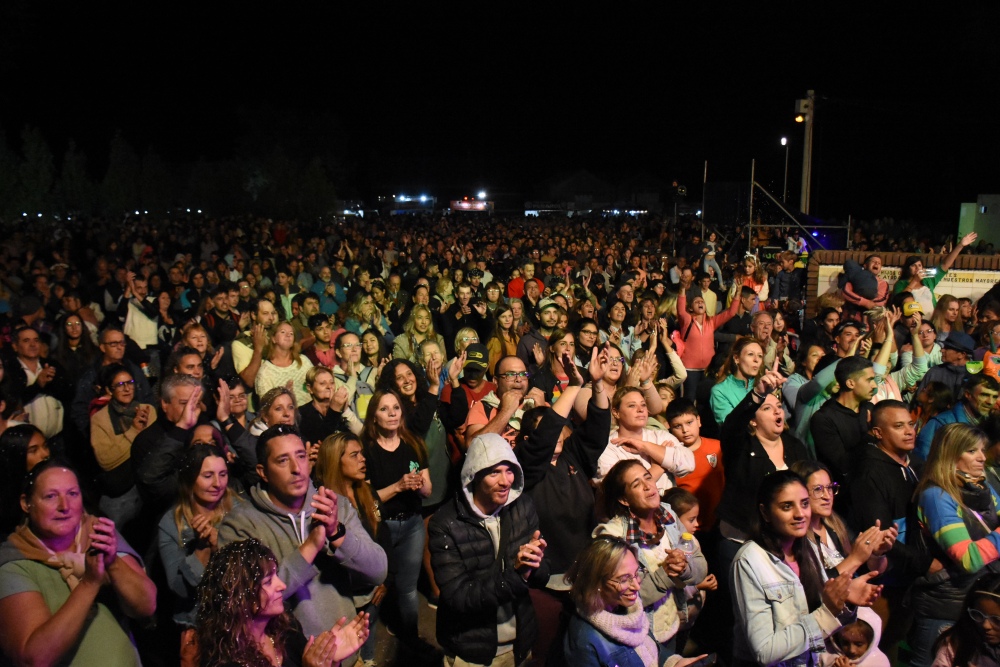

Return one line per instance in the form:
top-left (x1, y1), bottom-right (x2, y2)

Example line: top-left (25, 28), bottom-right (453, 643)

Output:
top-left (232, 298), bottom-right (280, 387)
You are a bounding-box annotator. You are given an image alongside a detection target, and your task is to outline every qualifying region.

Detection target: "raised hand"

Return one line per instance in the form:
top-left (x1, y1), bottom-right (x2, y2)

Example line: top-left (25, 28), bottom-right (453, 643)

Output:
top-left (448, 352), bottom-right (466, 385)
top-left (560, 352), bottom-right (584, 387)
top-left (216, 379), bottom-right (231, 422)
top-left (515, 530), bottom-right (547, 574)
top-left (89, 517), bottom-right (119, 568)
top-left (756, 359), bottom-right (787, 395)
top-left (178, 385), bottom-right (203, 429)
top-left (189, 514), bottom-right (219, 552)
top-left (331, 385), bottom-right (349, 412)
top-left (961, 231), bottom-right (978, 247)
top-left (309, 487), bottom-right (340, 539)
top-left (532, 342), bottom-right (546, 366)
top-left (846, 570), bottom-right (883, 607)
top-left (589, 345), bottom-right (610, 383)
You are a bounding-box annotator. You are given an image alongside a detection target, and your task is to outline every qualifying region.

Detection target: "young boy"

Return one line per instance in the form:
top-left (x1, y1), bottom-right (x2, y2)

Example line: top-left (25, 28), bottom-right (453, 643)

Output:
top-left (666, 398), bottom-right (725, 530)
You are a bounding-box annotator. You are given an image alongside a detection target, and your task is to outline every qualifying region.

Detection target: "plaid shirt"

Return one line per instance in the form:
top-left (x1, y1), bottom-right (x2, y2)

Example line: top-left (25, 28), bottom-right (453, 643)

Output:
top-left (625, 506), bottom-right (675, 549)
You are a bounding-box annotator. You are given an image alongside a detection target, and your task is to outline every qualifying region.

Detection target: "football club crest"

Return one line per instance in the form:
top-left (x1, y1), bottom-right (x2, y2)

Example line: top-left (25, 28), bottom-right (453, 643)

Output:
top-left (707, 454), bottom-right (718, 468)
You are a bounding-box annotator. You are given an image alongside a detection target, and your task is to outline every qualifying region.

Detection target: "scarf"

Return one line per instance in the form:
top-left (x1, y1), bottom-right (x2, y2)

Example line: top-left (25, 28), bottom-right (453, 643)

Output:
top-left (8, 513), bottom-right (99, 589)
top-left (108, 399), bottom-right (139, 435)
top-left (626, 507), bottom-right (673, 549)
top-left (583, 603), bottom-right (658, 667)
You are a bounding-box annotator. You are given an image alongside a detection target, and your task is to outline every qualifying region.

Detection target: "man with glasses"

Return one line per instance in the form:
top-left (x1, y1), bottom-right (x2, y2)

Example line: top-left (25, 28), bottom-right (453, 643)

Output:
top-left (70, 326), bottom-right (154, 437)
top-left (429, 432), bottom-right (548, 667)
top-left (465, 355), bottom-right (546, 444)
top-left (848, 399), bottom-right (934, 663)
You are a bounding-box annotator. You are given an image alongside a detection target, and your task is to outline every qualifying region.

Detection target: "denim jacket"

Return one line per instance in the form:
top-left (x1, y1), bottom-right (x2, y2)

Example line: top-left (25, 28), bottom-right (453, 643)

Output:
top-left (562, 615), bottom-right (647, 667)
top-left (731, 541), bottom-right (848, 667)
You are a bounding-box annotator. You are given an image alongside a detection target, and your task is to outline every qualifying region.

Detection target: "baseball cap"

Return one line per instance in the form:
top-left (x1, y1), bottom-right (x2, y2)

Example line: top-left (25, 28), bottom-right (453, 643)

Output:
top-left (943, 331), bottom-right (975, 354)
top-left (902, 302), bottom-right (923, 317)
top-left (537, 298), bottom-right (559, 314)
top-left (464, 343), bottom-right (489, 370)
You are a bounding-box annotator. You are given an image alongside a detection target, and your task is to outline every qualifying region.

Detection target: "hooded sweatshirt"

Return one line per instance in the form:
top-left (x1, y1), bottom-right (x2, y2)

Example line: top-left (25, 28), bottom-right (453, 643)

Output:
top-left (218, 482), bottom-right (388, 638)
top-left (819, 606), bottom-right (891, 667)
top-left (429, 433), bottom-right (549, 665)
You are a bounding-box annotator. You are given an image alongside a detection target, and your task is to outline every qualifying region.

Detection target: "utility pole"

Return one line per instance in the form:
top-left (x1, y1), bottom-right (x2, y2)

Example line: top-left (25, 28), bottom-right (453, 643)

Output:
top-left (796, 90), bottom-right (815, 215)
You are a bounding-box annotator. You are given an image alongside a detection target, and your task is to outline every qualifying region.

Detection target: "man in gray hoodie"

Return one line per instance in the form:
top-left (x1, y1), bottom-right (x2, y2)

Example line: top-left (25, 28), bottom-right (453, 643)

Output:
top-left (219, 424), bottom-right (387, 641)
top-left (429, 433), bottom-right (549, 666)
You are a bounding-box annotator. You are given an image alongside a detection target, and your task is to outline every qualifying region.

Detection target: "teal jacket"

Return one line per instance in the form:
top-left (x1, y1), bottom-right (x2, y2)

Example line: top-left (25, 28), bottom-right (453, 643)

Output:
top-left (709, 374), bottom-right (754, 425)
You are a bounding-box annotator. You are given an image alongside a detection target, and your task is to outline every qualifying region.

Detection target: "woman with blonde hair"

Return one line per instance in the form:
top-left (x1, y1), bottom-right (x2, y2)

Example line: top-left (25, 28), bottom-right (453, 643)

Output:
top-left (247, 385), bottom-right (298, 437)
top-left (709, 336), bottom-right (765, 426)
top-left (930, 294), bottom-right (962, 344)
top-left (158, 443), bottom-right (239, 628)
top-left (562, 536), bottom-right (708, 667)
top-left (255, 321), bottom-right (314, 407)
top-left (908, 423), bottom-right (1000, 667)
top-left (392, 304), bottom-right (445, 364)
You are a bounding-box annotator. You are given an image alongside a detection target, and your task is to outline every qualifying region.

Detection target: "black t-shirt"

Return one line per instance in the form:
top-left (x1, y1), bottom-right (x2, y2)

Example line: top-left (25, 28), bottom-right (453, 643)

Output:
top-left (364, 439), bottom-right (424, 517)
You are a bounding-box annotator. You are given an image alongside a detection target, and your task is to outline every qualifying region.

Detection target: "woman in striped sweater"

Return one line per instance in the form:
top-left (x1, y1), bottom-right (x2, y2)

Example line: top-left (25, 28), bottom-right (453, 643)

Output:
top-left (908, 423), bottom-right (1000, 667)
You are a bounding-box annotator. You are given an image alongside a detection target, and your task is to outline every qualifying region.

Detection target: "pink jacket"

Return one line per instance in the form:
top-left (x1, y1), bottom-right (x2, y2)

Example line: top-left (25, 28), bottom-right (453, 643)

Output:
top-left (676, 292), bottom-right (741, 370)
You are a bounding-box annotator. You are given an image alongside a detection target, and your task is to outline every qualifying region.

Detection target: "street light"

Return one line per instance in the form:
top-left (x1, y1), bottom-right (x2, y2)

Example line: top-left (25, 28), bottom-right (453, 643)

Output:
top-left (781, 137), bottom-right (789, 203)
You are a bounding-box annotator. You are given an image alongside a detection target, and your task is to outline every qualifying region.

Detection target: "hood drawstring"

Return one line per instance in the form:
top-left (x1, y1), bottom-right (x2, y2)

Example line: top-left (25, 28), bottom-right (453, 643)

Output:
top-left (288, 511), bottom-right (309, 544)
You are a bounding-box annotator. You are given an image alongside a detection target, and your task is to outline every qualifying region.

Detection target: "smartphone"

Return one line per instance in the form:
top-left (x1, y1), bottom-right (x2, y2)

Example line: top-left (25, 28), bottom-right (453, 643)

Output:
top-left (686, 654), bottom-right (718, 667)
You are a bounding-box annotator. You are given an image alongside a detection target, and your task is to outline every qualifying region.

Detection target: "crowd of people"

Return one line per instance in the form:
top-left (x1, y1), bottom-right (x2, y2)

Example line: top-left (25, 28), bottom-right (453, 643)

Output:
top-left (3, 210), bottom-right (1000, 667)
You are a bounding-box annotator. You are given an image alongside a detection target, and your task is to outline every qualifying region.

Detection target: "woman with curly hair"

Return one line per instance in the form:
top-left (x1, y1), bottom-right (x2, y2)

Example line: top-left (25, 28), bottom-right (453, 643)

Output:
top-left (196, 538), bottom-right (369, 667)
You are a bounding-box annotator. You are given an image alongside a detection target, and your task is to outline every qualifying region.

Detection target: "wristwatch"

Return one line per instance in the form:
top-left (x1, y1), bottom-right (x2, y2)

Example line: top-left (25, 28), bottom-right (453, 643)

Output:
top-left (328, 522), bottom-right (346, 544)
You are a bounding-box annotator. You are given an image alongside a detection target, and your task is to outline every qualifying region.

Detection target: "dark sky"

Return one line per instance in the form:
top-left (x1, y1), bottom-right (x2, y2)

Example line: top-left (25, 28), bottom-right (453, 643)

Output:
top-left (3, 3), bottom-right (998, 222)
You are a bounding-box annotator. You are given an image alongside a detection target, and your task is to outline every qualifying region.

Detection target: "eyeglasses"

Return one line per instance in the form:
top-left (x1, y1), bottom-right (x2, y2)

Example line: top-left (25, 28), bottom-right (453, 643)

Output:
top-left (103, 340), bottom-right (126, 347)
top-left (461, 337), bottom-right (479, 342)
top-left (608, 356), bottom-right (626, 366)
top-left (809, 483), bottom-right (840, 498)
top-left (340, 342), bottom-right (361, 349)
top-left (65, 322), bottom-right (83, 328)
top-left (607, 567), bottom-right (648, 590)
top-left (113, 379), bottom-right (135, 388)
top-left (969, 608), bottom-right (1000, 627)
top-left (230, 393), bottom-right (248, 401)
top-left (487, 289), bottom-right (500, 293)
top-left (497, 371), bottom-right (530, 380)
top-left (580, 329), bottom-right (599, 336)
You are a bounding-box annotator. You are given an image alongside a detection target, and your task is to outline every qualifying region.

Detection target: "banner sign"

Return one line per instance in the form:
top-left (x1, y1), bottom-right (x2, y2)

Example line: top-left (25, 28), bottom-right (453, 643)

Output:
top-left (816, 265), bottom-right (1000, 301)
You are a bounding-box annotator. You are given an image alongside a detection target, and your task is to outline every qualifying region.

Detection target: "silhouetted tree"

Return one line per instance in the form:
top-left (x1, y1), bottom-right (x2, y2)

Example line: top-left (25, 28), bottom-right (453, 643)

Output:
top-left (101, 131), bottom-right (140, 214)
top-left (17, 125), bottom-right (55, 215)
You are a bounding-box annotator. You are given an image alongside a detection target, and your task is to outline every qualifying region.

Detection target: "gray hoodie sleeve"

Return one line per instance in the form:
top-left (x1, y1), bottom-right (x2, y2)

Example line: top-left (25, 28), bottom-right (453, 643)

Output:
top-left (328, 495), bottom-right (388, 587)
top-left (218, 507), bottom-right (320, 600)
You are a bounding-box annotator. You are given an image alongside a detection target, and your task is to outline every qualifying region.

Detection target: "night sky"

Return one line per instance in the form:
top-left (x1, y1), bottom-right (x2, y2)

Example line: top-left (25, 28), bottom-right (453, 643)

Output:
top-left (3, 3), bottom-right (997, 222)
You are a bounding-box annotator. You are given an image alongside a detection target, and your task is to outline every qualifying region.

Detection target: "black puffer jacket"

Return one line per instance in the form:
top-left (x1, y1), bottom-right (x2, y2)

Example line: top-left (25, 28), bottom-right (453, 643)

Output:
top-left (428, 434), bottom-right (549, 665)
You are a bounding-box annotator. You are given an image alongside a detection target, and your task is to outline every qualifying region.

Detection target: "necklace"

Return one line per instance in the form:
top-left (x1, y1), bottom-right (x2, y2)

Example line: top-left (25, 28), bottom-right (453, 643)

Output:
top-left (267, 635), bottom-right (283, 667)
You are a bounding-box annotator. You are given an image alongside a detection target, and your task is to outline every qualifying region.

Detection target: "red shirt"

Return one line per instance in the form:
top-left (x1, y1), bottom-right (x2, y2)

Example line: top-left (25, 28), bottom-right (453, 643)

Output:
top-left (675, 437), bottom-right (725, 530)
